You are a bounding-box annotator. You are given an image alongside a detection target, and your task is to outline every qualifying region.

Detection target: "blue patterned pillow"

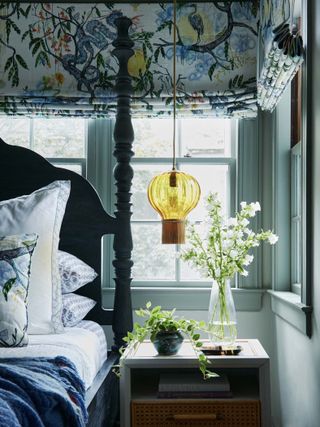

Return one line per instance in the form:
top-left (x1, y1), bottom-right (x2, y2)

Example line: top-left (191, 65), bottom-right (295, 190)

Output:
top-left (62, 293), bottom-right (96, 327)
top-left (0, 234), bottom-right (38, 347)
top-left (58, 251), bottom-right (98, 294)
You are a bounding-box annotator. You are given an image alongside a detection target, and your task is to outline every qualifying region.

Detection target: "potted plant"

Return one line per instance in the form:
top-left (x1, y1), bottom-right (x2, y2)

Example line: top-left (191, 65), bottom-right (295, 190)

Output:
top-left (117, 302), bottom-right (216, 379)
top-left (181, 193), bottom-right (278, 346)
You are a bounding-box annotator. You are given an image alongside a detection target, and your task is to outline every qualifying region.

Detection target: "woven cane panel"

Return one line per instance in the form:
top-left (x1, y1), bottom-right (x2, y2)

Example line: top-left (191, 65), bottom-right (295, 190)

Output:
top-left (132, 400), bottom-right (260, 427)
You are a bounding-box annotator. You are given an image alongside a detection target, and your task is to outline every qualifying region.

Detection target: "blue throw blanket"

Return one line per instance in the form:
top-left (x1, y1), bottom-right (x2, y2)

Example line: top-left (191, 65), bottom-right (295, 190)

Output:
top-left (0, 356), bottom-right (88, 427)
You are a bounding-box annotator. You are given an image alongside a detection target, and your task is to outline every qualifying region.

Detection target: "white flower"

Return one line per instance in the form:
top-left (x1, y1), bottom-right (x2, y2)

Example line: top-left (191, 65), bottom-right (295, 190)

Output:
top-left (230, 249), bottom-right (238, 258)
top-left (244, 202), bottom-right (261, 217)
top-left (268, 234), bottom-right (279, 245)
top-left (222, 239), bottom-right (232, 250)
top-left (244, 228), bottom-right (254, 237)
top-left (236, 238), bottom-right (244, 246)
top-left (240, 218), bottom-right (249, 227)
top-left (253, 202), bottom-right (261, 212)
top-left (243, 254), bottom-right (254, 266)
top-left (226, 229), bottom-right (234, 238)
top-left (215, 267), bottom-right (221, 278)
top-left (240, 201), bottom-right (247, 209)
top-left (227, 217), bottom-right (237, 226)
top-left (234, 230), bottom-right (244, 239)
top-left (240, 270), bottom-right (249, 277)
top-left (252, 241), bottom-right (259, 247)
top-left (247, 205), bottom-right (256, 217)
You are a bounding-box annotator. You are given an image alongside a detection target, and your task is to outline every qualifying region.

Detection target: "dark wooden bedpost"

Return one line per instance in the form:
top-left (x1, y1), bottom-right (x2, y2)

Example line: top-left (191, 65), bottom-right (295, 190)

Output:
top-left (112, 17), bottom-right (134, 351)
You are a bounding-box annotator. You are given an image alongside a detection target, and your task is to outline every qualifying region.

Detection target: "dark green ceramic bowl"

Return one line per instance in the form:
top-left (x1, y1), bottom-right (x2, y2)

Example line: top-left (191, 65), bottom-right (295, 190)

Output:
top-left (152, 330), bottom-right (184, 355)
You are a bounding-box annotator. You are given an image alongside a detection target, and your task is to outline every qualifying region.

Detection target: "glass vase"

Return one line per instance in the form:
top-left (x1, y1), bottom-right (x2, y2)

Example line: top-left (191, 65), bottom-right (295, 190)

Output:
top-left (207, 279), bottom-right (237, 346)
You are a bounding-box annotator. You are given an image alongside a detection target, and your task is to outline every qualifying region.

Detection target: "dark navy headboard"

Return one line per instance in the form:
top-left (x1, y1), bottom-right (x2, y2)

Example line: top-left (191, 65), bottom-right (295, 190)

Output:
top-left (0, 17), bottom-right (134, 350)
top-left (0, 138), bottom-right (115, 324)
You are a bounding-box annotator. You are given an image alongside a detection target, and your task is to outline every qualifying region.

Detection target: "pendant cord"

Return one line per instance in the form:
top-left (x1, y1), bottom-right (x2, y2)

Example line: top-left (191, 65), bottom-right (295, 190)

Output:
top-left (290, 0), bottom-right (296, 29)
top-left (172, 0), bottom-right (177, 171)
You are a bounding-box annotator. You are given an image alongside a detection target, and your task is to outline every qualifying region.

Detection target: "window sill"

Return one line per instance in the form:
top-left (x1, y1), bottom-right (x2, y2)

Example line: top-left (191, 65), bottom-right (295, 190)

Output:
top-left (103, 287), bottom-right (264, 311)
top-left (268, 290), bottom-right (312, 337)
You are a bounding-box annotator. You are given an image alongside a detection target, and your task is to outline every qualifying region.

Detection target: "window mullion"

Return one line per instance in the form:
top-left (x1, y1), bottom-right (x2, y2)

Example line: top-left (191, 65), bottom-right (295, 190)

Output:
top-left (29, 118), bottom-right (34, 150)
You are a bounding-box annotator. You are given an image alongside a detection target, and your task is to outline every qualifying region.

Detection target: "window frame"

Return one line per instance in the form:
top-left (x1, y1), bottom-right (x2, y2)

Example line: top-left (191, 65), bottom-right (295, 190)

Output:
top-left (130, 118), bottom-right (237, 287)
top-left (88, 117), bottom-right (264, 311)
top-left (290, 141), bottom-right (302, 296)
top-left (268, 0), bottom-right (313, 337)
top-left (0, 115), bottom-right (264, 312)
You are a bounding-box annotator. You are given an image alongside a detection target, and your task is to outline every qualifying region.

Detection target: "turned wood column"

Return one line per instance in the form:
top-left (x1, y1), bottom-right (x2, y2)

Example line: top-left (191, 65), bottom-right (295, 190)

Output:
top-left (112, 17), bottom-right (134, 350)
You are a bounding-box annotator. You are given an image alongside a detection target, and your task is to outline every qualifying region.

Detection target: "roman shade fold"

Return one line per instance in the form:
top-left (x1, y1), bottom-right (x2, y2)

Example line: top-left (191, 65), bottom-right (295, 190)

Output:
top-left (0, 2), bottom-right (258, 118)
top-left (258, 0), bottom-right (304, 112)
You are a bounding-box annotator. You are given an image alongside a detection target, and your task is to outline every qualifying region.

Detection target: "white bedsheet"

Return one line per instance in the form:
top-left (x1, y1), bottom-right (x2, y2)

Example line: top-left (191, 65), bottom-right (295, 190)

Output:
top-left (0, 320), bottom-right (108, 389)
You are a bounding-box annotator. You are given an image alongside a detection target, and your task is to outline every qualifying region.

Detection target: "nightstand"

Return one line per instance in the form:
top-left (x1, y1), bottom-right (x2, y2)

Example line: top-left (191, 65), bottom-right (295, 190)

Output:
top-left (120, 339), bottom-right (271, 427)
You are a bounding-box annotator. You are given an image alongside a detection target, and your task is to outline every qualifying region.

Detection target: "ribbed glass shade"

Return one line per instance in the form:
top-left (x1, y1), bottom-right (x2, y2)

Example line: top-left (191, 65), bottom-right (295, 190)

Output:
top-left (148, 170), bottom-right (201, 244)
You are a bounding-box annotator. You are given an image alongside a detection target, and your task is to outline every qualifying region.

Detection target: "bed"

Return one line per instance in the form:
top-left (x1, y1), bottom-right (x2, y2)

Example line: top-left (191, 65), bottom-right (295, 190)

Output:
top-left (0, 17), bottom-right (134, 427)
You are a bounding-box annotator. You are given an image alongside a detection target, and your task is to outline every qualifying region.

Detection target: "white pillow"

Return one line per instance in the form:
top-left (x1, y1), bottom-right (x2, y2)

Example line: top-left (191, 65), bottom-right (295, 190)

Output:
top-left (0, 181), bottom-right (70, 334)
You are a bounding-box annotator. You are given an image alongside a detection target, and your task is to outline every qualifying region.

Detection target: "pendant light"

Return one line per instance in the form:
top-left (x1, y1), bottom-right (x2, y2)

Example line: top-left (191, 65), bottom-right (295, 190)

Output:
top-left (147, 0), bottom-right (201, 244)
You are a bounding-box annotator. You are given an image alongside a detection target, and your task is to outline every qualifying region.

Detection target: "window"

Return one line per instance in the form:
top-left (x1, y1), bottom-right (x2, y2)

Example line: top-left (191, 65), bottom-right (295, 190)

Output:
top-left (268, 0), bottom-right (312, 337)
top-left (131, 118), bottom-right (237, 286)
top-left (290, 141), bottom-right (302, 295)
top-left (0, 115), bottom-right (262, 310)
top-left (0, 117), bottom-right (87, 175)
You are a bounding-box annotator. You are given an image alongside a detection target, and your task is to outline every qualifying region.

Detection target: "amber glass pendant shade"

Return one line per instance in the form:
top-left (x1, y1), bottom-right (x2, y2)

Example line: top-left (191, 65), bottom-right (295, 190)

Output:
top-left (148, 170), bottom-right (201, 244)
top-left (147, 0), bottom-right (201, 244)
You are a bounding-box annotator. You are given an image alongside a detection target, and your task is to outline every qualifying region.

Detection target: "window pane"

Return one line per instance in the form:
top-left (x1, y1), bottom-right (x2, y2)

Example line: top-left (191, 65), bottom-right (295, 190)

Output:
top-left (180, 118), bottom-right (232, 157)
top-left (180, 257), bottom-right (204, 281)
top-left (0, 117), bottom-right (30, 148)
top-left (133, 118), bottom-right (173, 157)
top-left (33, 118), bottom-right (86, 158)
top-left (132, 164), bottom-right (169, 220)
top-left (132, 223), bottom-right (175, 280)
top-left (181, 164), bottom-right (229, 220)
top-left (291, 219), bottom-right (301, 285)
top-left (51, 163), bottom-right (83, 175)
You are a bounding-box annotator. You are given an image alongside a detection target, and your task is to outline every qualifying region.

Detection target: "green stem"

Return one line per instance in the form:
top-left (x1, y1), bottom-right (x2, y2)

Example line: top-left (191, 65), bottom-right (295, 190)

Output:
top-left (208, 280), bottom-right (237, 343)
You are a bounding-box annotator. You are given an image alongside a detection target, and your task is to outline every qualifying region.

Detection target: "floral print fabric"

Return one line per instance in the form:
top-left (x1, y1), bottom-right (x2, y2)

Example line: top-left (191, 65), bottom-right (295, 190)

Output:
top-left (0, 2), bottom-right (258, 118)
top-left (62, 294), bottom-right (96, 327)
top-left (58, 251), bottom-right (98, 294)
top-left (0, 234), bottom-right (38, 347)
top-left (257, 0), bottom-right (304, 112)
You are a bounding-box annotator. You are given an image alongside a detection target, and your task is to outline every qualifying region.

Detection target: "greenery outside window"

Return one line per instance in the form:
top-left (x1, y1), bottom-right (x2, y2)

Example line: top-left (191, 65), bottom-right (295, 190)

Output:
top-left (0, 117), bottom-right (87, 176)
top-left (130, 118), bottom-right (236, 287)
top-left (0, 115), bottom-right (262, 311)
top-left (102, 116), bottom-right (263, 311)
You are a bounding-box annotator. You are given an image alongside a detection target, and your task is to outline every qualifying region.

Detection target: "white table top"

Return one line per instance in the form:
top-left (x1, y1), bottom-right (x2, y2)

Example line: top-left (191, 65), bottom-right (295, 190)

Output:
top-left (122, 339), bottom-right (269, 369)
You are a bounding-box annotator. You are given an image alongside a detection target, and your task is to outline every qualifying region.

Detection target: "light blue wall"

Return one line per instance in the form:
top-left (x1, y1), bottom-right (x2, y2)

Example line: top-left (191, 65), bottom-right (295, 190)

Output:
top-left (105, 3), bottom-right (320, 425)
top-left (269, 1), bottom-right (320, 426)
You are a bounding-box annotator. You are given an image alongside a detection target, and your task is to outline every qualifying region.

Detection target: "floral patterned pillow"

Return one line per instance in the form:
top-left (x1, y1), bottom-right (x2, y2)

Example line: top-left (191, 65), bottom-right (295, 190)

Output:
top-left (58, 251), bottom-right (98, 294)
top-left (62, 293), bottom-right (96, 327)
top-left (0, 234), bottom-right (38, 347)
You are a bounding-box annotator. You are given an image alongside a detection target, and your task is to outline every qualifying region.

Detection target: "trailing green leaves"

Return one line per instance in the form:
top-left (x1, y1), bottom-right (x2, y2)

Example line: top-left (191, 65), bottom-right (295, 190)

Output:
top-left (116, 302), bottom-right (217, 380)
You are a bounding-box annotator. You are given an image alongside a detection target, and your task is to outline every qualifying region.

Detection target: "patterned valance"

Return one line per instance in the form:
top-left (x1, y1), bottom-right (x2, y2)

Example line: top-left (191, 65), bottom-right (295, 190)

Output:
top-left (0, 2), bottom-right (258, 118)
top-left (258, 0), bottom-right (304, 112)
